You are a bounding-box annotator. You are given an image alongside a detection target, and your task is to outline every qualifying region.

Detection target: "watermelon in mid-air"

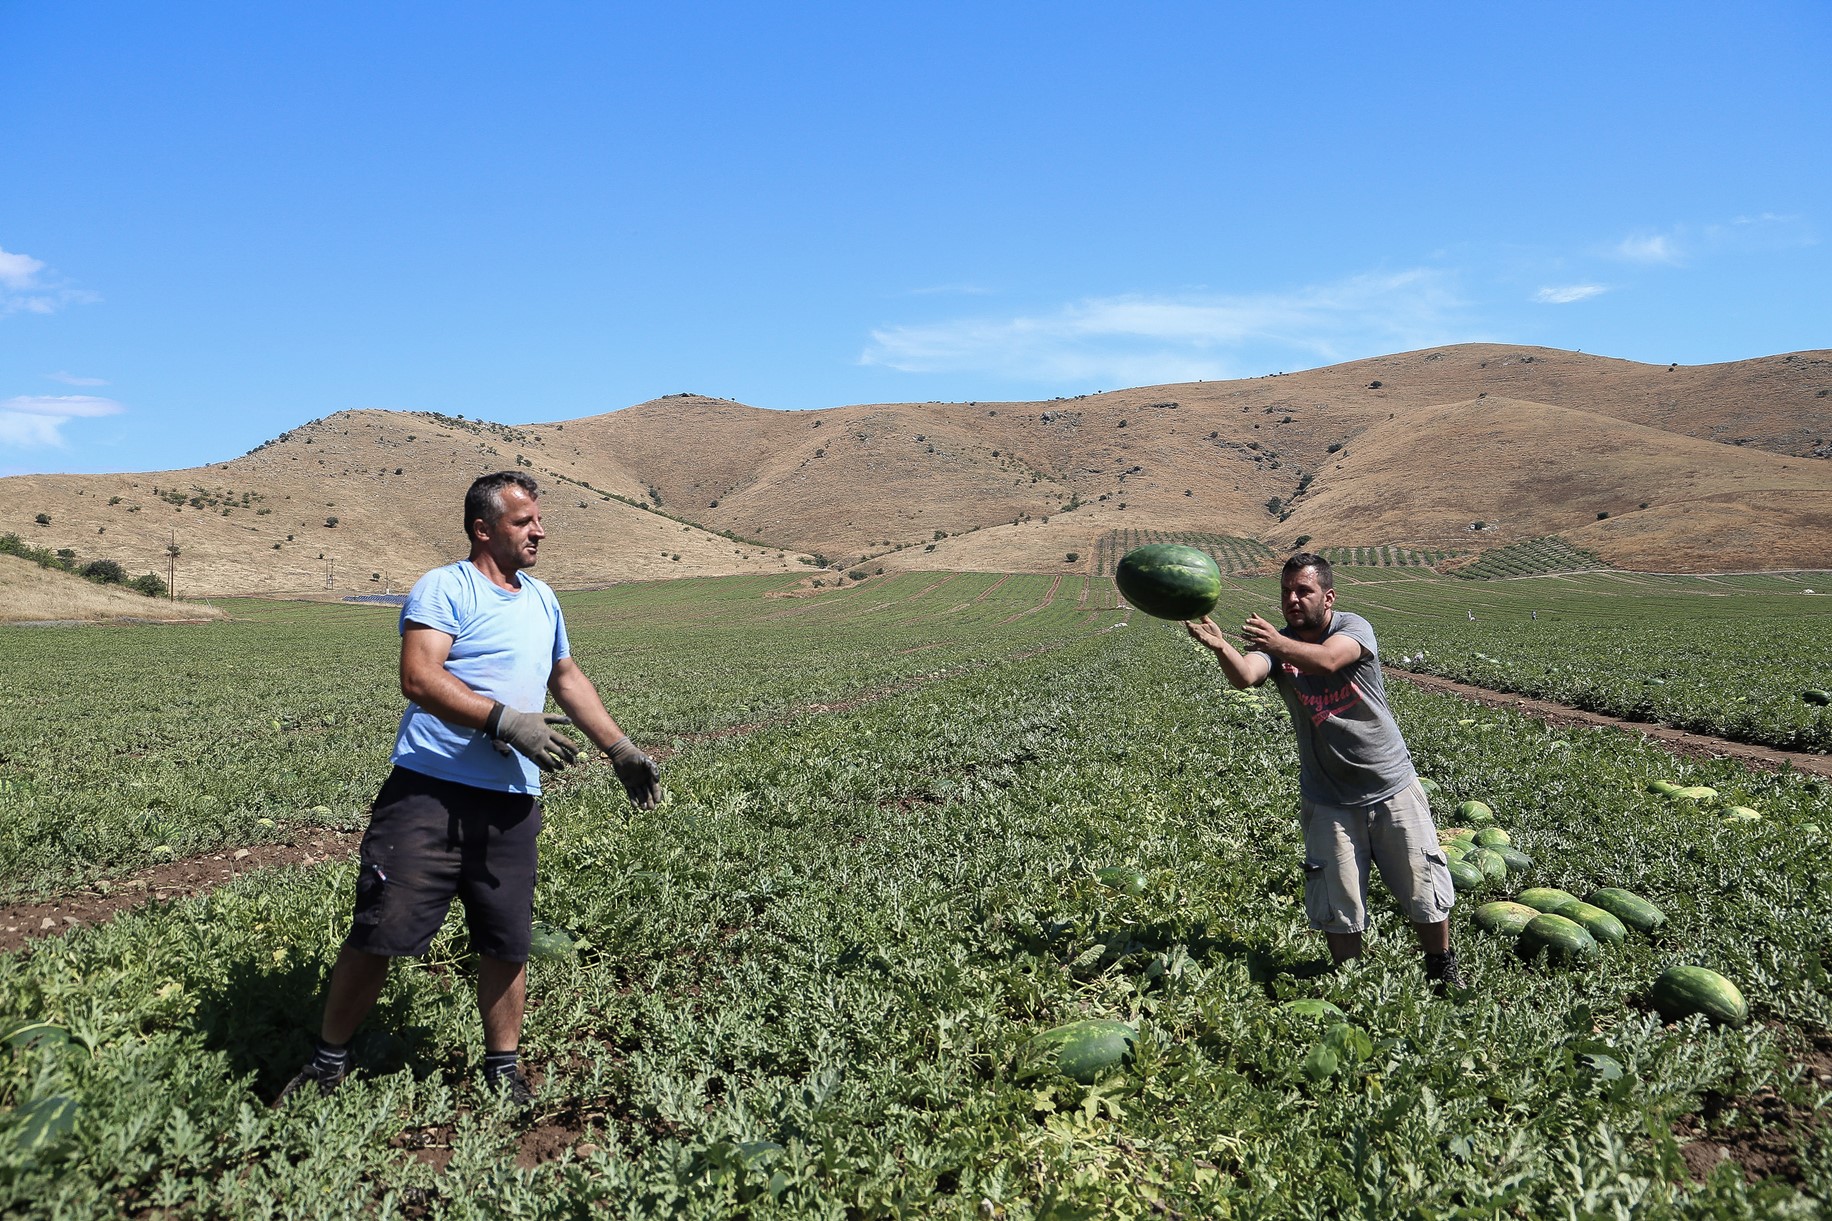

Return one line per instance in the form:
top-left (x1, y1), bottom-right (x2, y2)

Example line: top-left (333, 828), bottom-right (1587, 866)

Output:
top-left (1114, 545), bottom-right (1222, 621)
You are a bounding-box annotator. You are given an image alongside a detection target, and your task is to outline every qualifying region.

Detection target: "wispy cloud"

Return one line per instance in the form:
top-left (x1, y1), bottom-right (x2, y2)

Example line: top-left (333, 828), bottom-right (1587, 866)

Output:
top-left (1609, 213), bottom-right (1815, 268)
top-left (0, 394), bottom-right (126, 447)
top-left (862, 269), bottom-right (1468, 384)
top-left (1615, 233), bottom-right (1681, 264)
top-left (0, 245), bottom-right (99, 316)
top-left (46, 371), bottom-right (109, 387)
top-left (1534, 284), bottom-right (1607, 304)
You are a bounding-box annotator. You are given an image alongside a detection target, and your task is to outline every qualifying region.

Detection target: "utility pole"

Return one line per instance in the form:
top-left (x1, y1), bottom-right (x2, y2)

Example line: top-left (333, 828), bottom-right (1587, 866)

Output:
top-left (165, 531), bottom-right (179, 601)
top-left (324, 555), bottom-right (334, 590)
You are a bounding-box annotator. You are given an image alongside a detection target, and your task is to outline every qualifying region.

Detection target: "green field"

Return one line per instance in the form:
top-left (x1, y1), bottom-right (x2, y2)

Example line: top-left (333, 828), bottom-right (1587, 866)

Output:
top-left (1, 572), bottom-right (1828, 1217)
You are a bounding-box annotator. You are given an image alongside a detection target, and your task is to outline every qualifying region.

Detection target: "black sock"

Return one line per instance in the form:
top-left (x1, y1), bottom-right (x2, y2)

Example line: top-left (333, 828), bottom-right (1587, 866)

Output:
top-left (483, 1049), bottom-right (519, 1083)
top-left (310, 1039), bottom-right (352, 1077)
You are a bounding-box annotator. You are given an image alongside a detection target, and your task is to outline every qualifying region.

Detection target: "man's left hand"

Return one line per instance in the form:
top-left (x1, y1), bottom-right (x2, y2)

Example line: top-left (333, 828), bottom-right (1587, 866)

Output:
top-left (607, 738), bottom-right (663, 810)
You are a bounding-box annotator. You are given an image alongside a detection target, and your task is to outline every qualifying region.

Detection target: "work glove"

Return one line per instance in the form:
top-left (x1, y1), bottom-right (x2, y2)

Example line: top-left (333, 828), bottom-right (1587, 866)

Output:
top-left (488, 703), bottom-right (581, 772)
top-left (606, 736), bottom-right (663, 810)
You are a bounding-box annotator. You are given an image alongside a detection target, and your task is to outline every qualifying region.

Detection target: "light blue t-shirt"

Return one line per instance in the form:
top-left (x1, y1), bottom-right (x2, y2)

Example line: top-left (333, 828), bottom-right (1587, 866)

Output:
top-left (390, 561), bottom-right (571, 794)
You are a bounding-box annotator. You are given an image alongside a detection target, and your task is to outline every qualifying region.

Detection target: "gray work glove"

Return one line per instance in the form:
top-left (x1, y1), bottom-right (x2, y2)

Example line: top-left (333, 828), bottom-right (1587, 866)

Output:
top-left (606, 737), bottom-right (663, 810)
top-left (488, 703), bottom-right (581, 772)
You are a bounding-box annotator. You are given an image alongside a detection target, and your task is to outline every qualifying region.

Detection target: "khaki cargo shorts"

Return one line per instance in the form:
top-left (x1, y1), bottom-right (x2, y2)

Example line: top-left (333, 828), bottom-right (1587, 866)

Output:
top-left (1299, 779), bottom-right (1454, 934)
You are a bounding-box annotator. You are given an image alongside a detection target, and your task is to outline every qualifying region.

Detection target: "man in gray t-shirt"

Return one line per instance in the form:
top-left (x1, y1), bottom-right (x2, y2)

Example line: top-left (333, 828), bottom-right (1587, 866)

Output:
top-left (1188, 552), bottom-right (1461, 990)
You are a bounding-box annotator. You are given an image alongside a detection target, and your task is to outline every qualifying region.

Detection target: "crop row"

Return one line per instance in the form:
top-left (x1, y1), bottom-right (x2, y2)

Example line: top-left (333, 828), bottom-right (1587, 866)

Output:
top-left (1, 602), bottom-right (1828, 1214)
top-left (1092, 531), bottom-right (1274, 577)
top-left (1315, 546), bottom-right (1450, 569)
top-left (0, 573), bottom-right (1116, 901)
top-left (1454, 536), bottom-right (1607, 580)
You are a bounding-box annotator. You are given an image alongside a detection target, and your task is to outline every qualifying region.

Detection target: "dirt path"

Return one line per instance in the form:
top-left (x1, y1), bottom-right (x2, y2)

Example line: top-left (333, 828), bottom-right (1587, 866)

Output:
top-left (1387, 668), bottom-right (1832, 779)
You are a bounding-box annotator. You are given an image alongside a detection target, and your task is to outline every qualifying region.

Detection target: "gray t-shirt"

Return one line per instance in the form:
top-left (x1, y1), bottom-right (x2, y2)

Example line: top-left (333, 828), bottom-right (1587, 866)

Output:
top-left (1255, 609), bottom-right (1415, 807)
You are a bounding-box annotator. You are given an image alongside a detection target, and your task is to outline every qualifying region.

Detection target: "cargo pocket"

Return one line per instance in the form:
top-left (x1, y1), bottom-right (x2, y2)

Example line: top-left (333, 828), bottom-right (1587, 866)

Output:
top-left (1415, 848), bottom-right (1455, 922)
top-left (1301, 859), bottom-right (1332, 929)
top-left (350, 860), bottom-right (388, 928)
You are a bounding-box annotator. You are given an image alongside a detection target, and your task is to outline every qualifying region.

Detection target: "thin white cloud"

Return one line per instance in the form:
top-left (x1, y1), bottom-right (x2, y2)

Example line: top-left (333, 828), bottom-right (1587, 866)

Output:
top-left (1534, 284), bottom-right (1606, 304)
top-left (1615, 233), bottom-right (1681, 264)
top-left (46, 371), bottom-right (109, 387)
top-left (862, 269), bottom-right (1467, 384)
top-left (0, 394), bottom-right (126, 448)
top-left (1608, 213), bottom-right (1815, 269)
top-left (0, 245), bottom-right (99, 316)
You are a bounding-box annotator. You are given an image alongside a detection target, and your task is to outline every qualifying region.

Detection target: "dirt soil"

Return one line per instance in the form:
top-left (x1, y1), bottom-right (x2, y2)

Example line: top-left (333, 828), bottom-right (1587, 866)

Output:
top-left (1387, 668), bottom-right (1832, 779)
top-left (1672, 1026), bottom-right (1832, 1185)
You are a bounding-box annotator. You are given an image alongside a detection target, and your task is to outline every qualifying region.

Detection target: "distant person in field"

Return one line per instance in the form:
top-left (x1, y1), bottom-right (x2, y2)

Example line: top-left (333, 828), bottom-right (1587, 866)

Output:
top-left (278, 470), bottom-right (663, 1107)
top-left (1186, 552), bottom-right (1461, 990)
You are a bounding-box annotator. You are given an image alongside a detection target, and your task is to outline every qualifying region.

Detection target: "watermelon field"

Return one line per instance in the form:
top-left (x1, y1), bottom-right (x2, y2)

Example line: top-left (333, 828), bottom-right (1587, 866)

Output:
top-left (1, 570), bottom-right (1829, 1217)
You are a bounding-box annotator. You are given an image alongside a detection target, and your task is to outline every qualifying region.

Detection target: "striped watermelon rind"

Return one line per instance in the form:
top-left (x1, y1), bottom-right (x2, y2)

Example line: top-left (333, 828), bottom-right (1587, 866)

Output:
top-left (1583, 888), bottom-right (1665, 933)
top-left (1473, 901), bottom-right (1540, 937)
top-left (1517, 913), bottom-right (1599, 963)
top-left (1554, 900), bottom-right (1628, 945)
top-left (1447, 859), bottom-right (1486, 891)
top-left (1026, 1019), bottom-right (1138, 1084)
top-left (1114, 545), bottom-right (1222, 621)
top-left (1649, 966), bottom-right (1748, 1028)
top-left (1518, 887), bottom-right (1579, 913)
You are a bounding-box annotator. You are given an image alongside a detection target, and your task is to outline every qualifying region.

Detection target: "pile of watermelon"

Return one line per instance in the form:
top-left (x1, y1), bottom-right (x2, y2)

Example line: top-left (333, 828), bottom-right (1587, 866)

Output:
top-left (1441, 787), bottom-right (1750, 1028)
top-left (1645, 779), bottom-right (1770, 826)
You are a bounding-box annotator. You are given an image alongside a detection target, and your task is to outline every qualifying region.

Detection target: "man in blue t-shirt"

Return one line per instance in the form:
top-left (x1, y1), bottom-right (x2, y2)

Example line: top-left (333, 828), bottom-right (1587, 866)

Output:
top-left (278, 471), bottom-right (663, 1107)
top-left (1187, 552), bottom-right (1461, 991)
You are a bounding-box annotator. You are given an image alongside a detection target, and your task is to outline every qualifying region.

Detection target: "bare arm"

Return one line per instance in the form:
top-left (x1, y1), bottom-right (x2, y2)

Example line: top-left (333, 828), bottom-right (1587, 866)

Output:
top-left (400, 623), bottom-right (496, 729)
top-left (546, 656), bottom-right (632, 754)
top-left (1186, 617), bottom-right (1273, 688)
top-left (1242, 613), bottom-right (1365, 675)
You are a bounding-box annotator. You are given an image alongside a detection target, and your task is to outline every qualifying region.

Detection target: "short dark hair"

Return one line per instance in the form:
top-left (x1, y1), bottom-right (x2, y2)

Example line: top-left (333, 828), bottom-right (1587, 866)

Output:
top-left (1283, 551), bottom-right (1333, 591)
top-left (464, 471), bottom-right (540, 541)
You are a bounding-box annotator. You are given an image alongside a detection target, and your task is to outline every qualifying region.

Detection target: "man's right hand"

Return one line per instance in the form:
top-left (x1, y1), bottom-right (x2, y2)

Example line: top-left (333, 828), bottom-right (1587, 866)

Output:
top-left (491, 706), bottom-right (581, 772)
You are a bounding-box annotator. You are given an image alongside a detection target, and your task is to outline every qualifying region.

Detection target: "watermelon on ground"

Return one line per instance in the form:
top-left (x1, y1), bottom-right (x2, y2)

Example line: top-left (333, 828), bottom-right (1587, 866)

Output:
top-left (1584, 888), bottom-right (1665, 933)
top-left (1517, 913), bottom-right (1599, 963)
top-left (1473, 827), bottom-right (1512, 848)
top-left (1473, 901), bottom-right (1540, 937)
top-left (1518, 887), bottom-right (1579, 913)
top-left (1418, 777), bottom-right (1441, 797)
top-left (1496, 846), bottom-right (1533, 874)
top-left (1026, 1019), bottom-right (1138, 1084)
top-left (1455, 800), bottom-right (1495, 824)
top-left (1095, 866), bottom-right (1148, 896)
top-left (528, 922), bottom-right (577, 962)
top-left (1555, 901), bottom-right (1628, 945)
top-left (1447, 859), bottom-right (1486, 891)
top-left (1466, 847), bottom-right (1508, 883)
top-left (1114, 545), bottom-right (1222, 621)
top-left (1649, 966), bottom-right (1748, 1028)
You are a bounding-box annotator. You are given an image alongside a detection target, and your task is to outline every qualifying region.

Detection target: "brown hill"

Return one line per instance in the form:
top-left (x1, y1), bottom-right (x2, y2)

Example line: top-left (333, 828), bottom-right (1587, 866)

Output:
top-left (2, 344), bottom-right (1828, 593)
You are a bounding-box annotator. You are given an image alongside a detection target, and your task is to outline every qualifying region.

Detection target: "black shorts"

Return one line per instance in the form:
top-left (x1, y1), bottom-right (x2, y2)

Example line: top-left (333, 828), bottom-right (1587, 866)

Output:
top-left (344, 766), bottom-right (543, 962)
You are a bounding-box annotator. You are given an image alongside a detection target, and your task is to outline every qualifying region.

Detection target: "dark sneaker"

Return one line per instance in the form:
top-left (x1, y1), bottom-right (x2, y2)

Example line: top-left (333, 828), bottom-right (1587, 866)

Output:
top-left (1425, 950), bottom-right (1466, 994)
top-left (488, 1066), bottom-right (535, 1109)
top-left (274, 1060), bottom-right (346, 1106)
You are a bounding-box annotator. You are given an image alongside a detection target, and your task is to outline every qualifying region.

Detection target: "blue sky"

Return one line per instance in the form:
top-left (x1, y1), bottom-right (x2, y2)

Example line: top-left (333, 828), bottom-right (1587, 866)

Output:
top-left (3, 1), bottom-right (1827, 475)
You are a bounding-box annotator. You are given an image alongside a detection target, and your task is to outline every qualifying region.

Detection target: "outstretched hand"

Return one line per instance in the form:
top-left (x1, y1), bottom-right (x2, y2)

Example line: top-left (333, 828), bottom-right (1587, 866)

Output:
top-left (607, 737), bottom-right (663, 810)
top-left (492, 707), bottom-right (582, 772)
top-left (1240, 613), bottom-right (1281, 652)
top-left (1185, 616), bottom-right (1233, 650)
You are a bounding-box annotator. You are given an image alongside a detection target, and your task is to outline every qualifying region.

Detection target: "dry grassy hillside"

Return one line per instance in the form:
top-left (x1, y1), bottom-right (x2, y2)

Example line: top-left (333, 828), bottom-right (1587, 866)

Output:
top-left (1284, 396), bottom-right (1832, 567)
top-left (0, 554), bottom-right (226, 624)
top-left (3, 343), bottom-right (1829, 593)
top-left (0, 411), bottom-right (813, 596)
